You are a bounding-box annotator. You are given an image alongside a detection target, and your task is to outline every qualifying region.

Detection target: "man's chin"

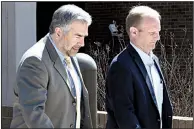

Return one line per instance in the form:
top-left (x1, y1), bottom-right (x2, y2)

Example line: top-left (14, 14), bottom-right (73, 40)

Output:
top-left (67, 49), bottom-right (80, 57)
top-left (68, 52), bottom-right (78, 57)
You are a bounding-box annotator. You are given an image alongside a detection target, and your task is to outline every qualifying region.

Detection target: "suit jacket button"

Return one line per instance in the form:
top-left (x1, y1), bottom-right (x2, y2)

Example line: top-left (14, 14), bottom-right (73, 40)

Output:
top-left (157, 119), bottom-right (160, 122)
top-left (70, 124), bottom-right (74, 128)
top-left (72, 101), bottom-right (76, 106)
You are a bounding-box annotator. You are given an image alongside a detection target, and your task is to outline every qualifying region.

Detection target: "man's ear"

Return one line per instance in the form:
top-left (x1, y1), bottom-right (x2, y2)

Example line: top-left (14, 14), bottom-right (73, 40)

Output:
top-left (130, 27), bottom-right (138, 36)
top-left (55, 27), bottom-right (62, 37)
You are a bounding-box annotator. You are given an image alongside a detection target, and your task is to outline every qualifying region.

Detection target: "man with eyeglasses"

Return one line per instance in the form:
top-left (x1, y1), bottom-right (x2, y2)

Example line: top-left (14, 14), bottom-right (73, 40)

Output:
top-left (105, 5), bottom-right (172, 129)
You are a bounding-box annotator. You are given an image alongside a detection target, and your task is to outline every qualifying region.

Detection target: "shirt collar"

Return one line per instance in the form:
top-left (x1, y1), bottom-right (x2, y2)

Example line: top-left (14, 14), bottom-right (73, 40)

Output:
top-left (130, 42), bottom-right (154, 66)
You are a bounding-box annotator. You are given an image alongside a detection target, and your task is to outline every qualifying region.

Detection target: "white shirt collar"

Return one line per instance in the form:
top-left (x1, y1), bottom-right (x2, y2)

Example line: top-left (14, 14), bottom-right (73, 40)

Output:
top-left (130, 42), bottom-right (154, 66)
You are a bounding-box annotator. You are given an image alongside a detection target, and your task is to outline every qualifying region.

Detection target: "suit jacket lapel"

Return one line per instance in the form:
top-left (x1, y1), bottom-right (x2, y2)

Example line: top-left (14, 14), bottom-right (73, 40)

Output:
top-left (54, 58), bottom-right (72, 93)
top-left (71, 56), bottom-right (90, 109)
top-left (71, 56), bottom-right (90, 118)
top-left (153, 56), bottom-right (166, 85)
top-left (71, 57), bottom-right (86, 92)
top-left (44, 35), bottom-right (75, 98)
top-left (127, 44), bottom-right (159, 110)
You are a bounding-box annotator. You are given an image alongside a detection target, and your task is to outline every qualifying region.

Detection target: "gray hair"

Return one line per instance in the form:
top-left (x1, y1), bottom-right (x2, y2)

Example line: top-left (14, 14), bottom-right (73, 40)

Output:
top-left (49, 4), bottom-right (92, 34)
top-left (126, 5), bottom-right (161, 34)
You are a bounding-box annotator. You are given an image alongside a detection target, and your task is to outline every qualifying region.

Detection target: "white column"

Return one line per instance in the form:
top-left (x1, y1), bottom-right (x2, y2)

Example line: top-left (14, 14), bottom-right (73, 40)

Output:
top-left (2, 2), bottom-right (16, 107)
top-left (2, 2), bottom-right (36, 107)
top-left (15, 2), bottom-right (37, 68)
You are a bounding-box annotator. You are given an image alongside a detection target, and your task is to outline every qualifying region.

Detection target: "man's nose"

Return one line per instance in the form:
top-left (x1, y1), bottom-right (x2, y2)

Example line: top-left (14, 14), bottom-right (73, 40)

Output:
top-left (155, 32), bottom-right (160, 41)
top-left (79, 37), bottom-right (85, 47)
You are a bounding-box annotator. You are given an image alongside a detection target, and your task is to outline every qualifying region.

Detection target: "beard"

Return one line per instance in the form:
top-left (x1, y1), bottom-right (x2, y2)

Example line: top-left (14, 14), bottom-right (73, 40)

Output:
top-left (66, 48), bottom-right (79, 57)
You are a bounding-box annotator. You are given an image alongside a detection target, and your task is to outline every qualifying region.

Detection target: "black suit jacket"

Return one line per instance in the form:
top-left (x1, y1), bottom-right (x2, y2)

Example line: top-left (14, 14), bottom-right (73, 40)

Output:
top-left (105, 43), bottom-right (173, 129)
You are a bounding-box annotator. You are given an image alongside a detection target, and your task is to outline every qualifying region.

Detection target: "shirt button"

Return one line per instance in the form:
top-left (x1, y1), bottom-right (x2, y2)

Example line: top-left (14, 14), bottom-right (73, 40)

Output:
top-left (72, 101), bottom-right (76, 106)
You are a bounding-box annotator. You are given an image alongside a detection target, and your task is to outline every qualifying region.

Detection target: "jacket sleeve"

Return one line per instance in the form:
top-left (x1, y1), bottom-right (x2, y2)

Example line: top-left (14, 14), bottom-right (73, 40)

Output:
top-left (16, 56), bottom-right (54, 128)
top-left (107, 61), bottom-right (141, 129)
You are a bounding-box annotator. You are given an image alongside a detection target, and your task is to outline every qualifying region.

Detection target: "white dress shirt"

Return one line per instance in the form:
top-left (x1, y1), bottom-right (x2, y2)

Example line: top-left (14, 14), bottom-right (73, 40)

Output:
top-left (130, 42), bottom-right (163, 128)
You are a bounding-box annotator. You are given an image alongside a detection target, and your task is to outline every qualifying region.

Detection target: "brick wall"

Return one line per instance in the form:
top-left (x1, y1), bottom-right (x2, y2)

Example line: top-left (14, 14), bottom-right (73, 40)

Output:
top-left (2, 107), bottom-right (13, 128)
top-left (84, 2), bottom-right (193, 57)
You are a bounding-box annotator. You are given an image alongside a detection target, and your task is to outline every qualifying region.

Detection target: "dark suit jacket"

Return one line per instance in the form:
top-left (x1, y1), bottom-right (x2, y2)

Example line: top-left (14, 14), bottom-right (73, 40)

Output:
top-left (105, 43), bottom-right (173, 129)
top-left (10, 34), bottom-right (93, 128)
